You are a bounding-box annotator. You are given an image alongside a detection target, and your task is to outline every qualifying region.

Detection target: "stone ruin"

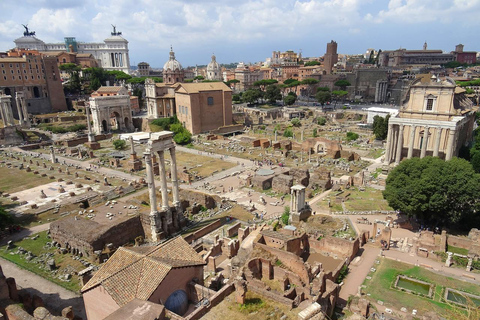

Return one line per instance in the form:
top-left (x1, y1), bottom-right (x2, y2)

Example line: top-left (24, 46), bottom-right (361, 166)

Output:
top-left (142, 131), bottom-right (187, 242)
top-left (0, 264), bottom-right (73, 319)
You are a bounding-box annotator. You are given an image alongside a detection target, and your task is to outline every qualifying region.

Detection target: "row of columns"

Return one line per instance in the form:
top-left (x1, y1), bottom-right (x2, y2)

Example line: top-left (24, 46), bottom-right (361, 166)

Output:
top-left (144, 146), bottom-right (180, 241)
top-left (0, 96), bottom-right (16, 127)
top-left (0, 93), bottom-right (31, 128)
top-left (385, 123), bottom-right (457, 164)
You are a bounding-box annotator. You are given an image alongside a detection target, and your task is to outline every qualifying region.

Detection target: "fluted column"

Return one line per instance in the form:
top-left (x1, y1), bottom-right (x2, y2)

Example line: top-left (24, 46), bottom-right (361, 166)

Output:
top-left (0, 99), bottom-right (7, 127)
top-left (420, 127), bottom-right (429, 158)
top-left (433, 127), bottom-right (442, 157)
top-left (391, 125), bottom-right (399, 163)
top-left (407, 125), bottom-right (416, 159)
top-left (14, 94), bottom-right (24, 126)
top-left (169, 147), bottom-right (180, 208)
top-left (384, 123), bottom-right (393, 163)
top-left (20, 95), bottom-right (30, 127)
top-left (445, 129), bottom-right (456, 160)
top-left (158, 150), bottom-right (169, 210)
top-left (395, 125), bottom-right (404, 164)
top-left (50, 146), bottom-right (56, 164)
top-left (144, 152), bottom-right (158, 214)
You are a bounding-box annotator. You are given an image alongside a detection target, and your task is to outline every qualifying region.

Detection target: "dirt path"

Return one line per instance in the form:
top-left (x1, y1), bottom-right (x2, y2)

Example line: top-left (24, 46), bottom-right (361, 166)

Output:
top-left (338, 245), bottom-right (380, 307)
top-left (0, 258), bottom-right (86, 319)
top-left (0, 223), bottom-right (51, 246)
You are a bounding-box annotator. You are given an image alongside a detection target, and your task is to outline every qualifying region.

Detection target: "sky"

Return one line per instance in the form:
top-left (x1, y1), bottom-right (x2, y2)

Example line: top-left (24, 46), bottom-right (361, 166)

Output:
top-left (0, 0), bottom-right (479, 68)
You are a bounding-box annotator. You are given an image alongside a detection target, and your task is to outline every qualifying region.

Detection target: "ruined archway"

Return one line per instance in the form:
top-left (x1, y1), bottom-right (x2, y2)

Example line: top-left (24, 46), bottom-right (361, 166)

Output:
top-left (101, 120), bottom-right (108, 133)
top-left (110, 111), bottom-right (121, 131)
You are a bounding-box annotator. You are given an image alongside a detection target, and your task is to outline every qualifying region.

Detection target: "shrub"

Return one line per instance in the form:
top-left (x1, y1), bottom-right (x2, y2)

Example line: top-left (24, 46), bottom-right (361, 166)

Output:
top-left (346, 131), bottom-right (359, 141)
top-left (336, 264), bottom-right (349, 283)
top-left (317, 117), bottom-right (327, 125)
top-left (313, 128), bottom-right (318, 137)
top-left (113, 139), bottom-right (126, 150)
top-left (291, 118), bottom-right (301, 127)
top-left (283, 128), bottom-right (293, 138)
top-left (281, 206), bottom-right (290, 225)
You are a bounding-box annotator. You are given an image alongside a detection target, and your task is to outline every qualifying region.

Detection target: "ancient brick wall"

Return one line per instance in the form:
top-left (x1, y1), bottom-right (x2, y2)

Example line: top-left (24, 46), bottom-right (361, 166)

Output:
top-left (179, 189), bottom-right (219, 209)
top-left (254, 243), bottom-right (310, 285)
top-left (227, 222), bottom-right (242, 237)
top-left (289, 168), bottom-right (310, 187)
top-left (252, 175), bottom-right (273, 190)
top-left (184, 283), bottom-right (235, 320)
top-left (309, 236), bottom-right (359, 261)
top-left (272, 174), bottom-right (293, 194)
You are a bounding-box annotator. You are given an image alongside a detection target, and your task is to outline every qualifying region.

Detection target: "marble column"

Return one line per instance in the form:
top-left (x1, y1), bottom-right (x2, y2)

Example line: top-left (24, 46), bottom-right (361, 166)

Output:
top-left (169, 147), bottom-right (180, 208)
top-left (1, 97), bottom-right (15, 126)
top-left (14, 93), bottom-right (24, 126)
top-left (0, 99), bottom-right (7, 127)
top-left (86, 106), bottom-right (95, 143)
top-left (445, 129), bottom-right (456, 161)
top-left (420, 127), bottom-right (429, 158)
top-left (144, 152), bottom-right (158, 214)
top-left (158, 150), bottom-right (169, 210)
top-left (50, 146), bottom-right (56, 164)
top-left (407, 125), bottom-right (416, 159)
top-left (433, 127), bottom-right (442, 157)
top-left (391, 125), bottom-right (398, 163)
top-left (20, 95), bottom-right (30, 127)
top-left (130, 136), bottom-right (136, 155)
top-left (395, 125), bottom-right (404, 164)
top-left (384, 123), bottom-right (393, 163)
top-left (144, 151), bottom-right (160, 241)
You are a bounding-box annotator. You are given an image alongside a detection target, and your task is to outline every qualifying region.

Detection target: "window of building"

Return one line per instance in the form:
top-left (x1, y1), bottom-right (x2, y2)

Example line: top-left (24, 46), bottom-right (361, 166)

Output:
top-left (207, 97), bottom-right (214, 105)
top-left (3, 76), bottom-right (6, 80)
top-left (426, 99), bottom-right (434, 111)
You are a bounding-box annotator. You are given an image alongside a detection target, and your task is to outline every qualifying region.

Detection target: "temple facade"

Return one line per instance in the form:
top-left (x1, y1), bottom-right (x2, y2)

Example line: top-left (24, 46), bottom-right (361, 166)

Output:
top-left (384, 76), bottom-right (475, 164)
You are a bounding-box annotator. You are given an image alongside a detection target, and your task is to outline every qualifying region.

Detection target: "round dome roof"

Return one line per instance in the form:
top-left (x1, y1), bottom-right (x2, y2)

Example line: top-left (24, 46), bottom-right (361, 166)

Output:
top-left (207, 54), bottom-right (220, 72)
top-left (163, 47), bottom-right (183, 71)
top-left (164, 289), bottom-right (188, 316)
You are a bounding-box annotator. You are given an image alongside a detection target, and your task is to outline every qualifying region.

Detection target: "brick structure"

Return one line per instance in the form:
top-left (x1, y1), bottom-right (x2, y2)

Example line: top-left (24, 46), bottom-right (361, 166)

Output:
top-left (82, 237), bottom-right (206, 320)
top-left (272, 174), bottom-right (293, 194)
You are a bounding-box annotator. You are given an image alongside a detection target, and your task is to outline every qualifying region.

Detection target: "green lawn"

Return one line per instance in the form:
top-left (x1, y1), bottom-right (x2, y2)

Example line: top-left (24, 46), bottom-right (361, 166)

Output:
top-left (344, 187), bottom-right (393, 211)
top-left (447, 245), bottom-right (469, 256)
top-left (0, 231), bottom-right (86, 292)
top-left (363, 258), bottom-right (480, 317)
top-left (0, 166), bottom-right (52, 193)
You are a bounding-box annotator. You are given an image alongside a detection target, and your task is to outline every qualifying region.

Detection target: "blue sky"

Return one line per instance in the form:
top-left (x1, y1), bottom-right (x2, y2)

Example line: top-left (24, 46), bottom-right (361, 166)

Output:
top-left (0, 0), bottom-right (479, 68)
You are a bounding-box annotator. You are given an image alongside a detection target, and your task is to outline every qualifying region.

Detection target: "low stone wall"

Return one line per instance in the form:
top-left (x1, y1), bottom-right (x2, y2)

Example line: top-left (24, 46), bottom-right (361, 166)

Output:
top-left (184, 283), bottom-right (235, 320)
top-left (246, 283), bottom-right (294, 308)
top-left (227, 222), bottom-right (242, 237)
top-left (184, 219), bottom-right (223, 244)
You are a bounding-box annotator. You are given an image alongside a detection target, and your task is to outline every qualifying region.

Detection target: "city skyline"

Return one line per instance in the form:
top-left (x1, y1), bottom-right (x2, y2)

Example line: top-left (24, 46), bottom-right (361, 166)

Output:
top-left (1, 0), bottom-right (479, 68)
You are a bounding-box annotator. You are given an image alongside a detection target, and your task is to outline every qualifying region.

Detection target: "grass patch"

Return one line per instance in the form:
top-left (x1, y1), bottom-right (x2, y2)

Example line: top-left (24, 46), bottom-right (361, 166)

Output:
top-left (447, 245), bottom-right (469, 256)
top-left (0, 231), bottom-right (85, 292)
top-left (364, 258), bottom-right (480, 316)
top-left (0, 166), bottom-right (52, 193)
top-left (343, 187), bottom-right (393, 211)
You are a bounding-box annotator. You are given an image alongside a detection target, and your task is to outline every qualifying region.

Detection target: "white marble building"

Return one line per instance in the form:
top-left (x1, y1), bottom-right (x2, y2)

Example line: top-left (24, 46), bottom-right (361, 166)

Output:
top-left (14, 26), bottom-right (130, 74)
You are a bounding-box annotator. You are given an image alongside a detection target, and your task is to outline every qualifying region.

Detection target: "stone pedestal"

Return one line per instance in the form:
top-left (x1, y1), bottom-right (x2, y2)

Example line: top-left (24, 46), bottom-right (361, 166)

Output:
top-left (85, 141), bottom-right (101, 150)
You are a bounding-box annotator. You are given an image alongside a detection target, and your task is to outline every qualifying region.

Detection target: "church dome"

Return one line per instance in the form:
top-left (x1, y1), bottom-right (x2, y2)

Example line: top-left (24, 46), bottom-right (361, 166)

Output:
top-left (207, 54), bottom-right (220, 72)
top-left (163, 47), bottom-right (183, 71)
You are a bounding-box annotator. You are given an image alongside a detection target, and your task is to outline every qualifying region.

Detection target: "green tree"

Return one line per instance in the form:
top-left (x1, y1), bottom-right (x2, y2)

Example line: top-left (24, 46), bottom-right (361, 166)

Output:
top-left (107, 70), bottom-right (132, 82)
top-left (264, 84), bottom-right (281, 104)
top-left (317, 117), bottom-right (327, 125)
top-left (332, 90), bottom-right (348, 101)
top-left (283, 128), bottom-right (293, 138)
top-left (301, 78), bottom-right (319, 102)
top-left (316, 87), bottom-right (330, 92)
top-left (316, 91), bottom-right (331, 106)
top-left (304, 61), bottom-right (321, 66)
top-left (281, 206), bottom-right (290, 225)
top-left (194, 75), bottom-right (205, 81)
top-left (0, 205), bottom-right (13, 230)
top-left (59, 63), bottom-right (82, 93)
top-left (253, 79), bottom-right (278, 91)
top-left (372, 115), bottom-right (390, 140)
top-left (383, 157), bottom-right (480, 227)
top-left (334, 80), bottom-right (351, 90)
top-left (232, 94), bottom-right (241, 102)
top-left (113, 139), bottom-right (126, 150)
top-left (346, 131), bottom-right (359, 141)
top-left (284, 94), bottom-right (296, 105)
top-left (291, 118), bottom-right (301, 127)
top-left (170, 123), bottom-right (192, 145)
top-left (242, 89), bottom-right (262, 104)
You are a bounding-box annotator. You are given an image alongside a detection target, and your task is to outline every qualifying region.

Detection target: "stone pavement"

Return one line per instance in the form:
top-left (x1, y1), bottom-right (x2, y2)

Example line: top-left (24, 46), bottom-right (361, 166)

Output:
top-left (0, 258), bottom-right (86, 319)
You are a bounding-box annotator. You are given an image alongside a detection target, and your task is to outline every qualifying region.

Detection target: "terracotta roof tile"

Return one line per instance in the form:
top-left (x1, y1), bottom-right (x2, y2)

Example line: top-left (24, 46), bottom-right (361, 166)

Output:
top-left (81, 236), bottom-right (205, 306)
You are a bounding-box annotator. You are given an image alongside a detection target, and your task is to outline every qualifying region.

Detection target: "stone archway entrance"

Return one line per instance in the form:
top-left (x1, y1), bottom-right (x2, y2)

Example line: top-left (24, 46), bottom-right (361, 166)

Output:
top-left (110, 111), bottom-right (121, 131)
top-left (124, 117), bottom-right (130, 131)
top-left (102, 120), bottom-right (108, 133)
